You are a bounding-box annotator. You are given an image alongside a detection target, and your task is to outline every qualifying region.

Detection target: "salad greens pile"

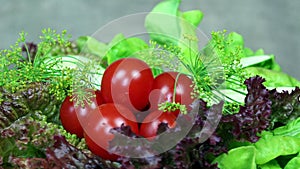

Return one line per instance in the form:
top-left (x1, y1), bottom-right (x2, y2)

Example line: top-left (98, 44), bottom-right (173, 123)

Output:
top-left (1, 0), bottom-right (300, 168)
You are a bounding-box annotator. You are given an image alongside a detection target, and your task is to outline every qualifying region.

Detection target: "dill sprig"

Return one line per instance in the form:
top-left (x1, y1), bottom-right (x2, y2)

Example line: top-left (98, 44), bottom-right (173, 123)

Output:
top-left (142, 31), bottom-right (249, 114)
top-left (135, 40), bottom-right (182, 76)
top-left (205, 30), bottom-right (252, 114)
top-left (158, 102), bottom-right (188, 115)
top-left (208, 30), bottom-right (249, 103)
top-left (178, 34), bottom-right (222, 104)
top-left (0, 29), bottom-right (100, 105)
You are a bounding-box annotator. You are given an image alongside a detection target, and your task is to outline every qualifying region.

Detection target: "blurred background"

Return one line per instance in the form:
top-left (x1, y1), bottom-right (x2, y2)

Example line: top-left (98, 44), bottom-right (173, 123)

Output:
top-left (1, 0), bottom-right (299, 80)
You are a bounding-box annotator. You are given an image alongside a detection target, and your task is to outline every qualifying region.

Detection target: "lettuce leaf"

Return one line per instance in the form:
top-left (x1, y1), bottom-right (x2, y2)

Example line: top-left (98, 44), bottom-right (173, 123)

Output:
top-left (4, 135), bottom-right (116, 169)
top-left (220, 76), bottom-right (271, 143)
top-left (145, 0), bottom-right (181, 45)
top-left (269, 87), bottom-right (300, 128)
top-left (273, 117), bottom-right (300, 137)
top-left (258, 160), bottom-right (282, 169)
top-left (0, 82), bottom-right (62, 128)
top-left (213, 146), bottom-right (257, 169)
top-left (223, 31), bottom-right (281, 71)
top-left (76, 36), bottom-right (108, 58)
top-left (0, 112), bottom-right (87, 168)
top-left (284, 153), bottom-right (300, 169)
top-left (105, 34), bottom-right (148, 64)
top-left (254, 132), bottom-right (300, 165)
top-left (145, 0), bottom-right (203, 74)
top-left (244, 67), bottom-right (300, 87)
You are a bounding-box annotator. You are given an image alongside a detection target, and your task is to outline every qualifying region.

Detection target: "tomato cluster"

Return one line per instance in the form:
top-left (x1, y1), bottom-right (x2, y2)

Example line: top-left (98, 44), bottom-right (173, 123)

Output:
top-left (59, 58), bottom-right (194, 161)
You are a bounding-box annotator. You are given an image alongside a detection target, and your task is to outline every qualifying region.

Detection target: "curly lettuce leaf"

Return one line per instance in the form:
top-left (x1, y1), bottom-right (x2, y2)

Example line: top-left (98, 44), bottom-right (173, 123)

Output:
top-left (4, 135), bottom-right (116, 169)
top-left (0, 116), bottom-right (56, 166)
top-left (220, 76), bottom-right (271, 143)
top-left (44, 135), bottom-right (116, 169)
top-left (0, 114), bottom-right (86, 168)
top-left (269, 87), bottom-right (300, 128)
top-left (0, 82), bottom-right (62, 128)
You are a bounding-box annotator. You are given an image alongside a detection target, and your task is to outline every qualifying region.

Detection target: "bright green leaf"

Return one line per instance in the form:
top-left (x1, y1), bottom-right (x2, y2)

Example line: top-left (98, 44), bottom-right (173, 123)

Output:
top-left (105, 34), bottom-right (148, 64)
top-left (273, 117), bottom-right (300, 138)
top-left (284, 155), bottom-right (300, 169)
top-left (182, 10), bottom-right (203, 27)
top-left (145, 0), bottom-right (181, 45)
top-left (76, 36), bottom-right (107, 57)
top-left (213, 146), bottom-right (257, 169)
top-left (258, 160), bottom-right (282, 169)
top-left (254, 132), bottom-right (300, 164)
top-left (241, 55), bottom-right (272, 68)
top-left (244, 67), bottom-right (300, 87)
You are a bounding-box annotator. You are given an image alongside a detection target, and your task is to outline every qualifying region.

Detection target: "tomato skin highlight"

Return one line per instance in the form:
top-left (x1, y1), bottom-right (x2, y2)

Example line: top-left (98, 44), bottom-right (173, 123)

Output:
top-left (149, 72), bottom-right (194, 116)
top-left (101, 58), bottom-right (154, 112)
top-left (83, 103), bottom-right (139, 161)
top-left (140, 110), bottom-right (177, 140)
top-left (60, 90), bottom-right (104, 138)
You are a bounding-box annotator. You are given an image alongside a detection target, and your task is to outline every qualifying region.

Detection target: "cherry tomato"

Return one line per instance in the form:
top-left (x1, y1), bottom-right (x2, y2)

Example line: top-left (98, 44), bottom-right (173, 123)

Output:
top-left (95, 89), bottom-right (105, 105)
top-left (83, 103), bottom-right (139, 161)
top-left (101, 58), bottom-right (154, 112)
top-left (59, 90), bottom-right (104, 138)
top-left (149, 72), bottom-right (194, 116)
top-left (140, 110), bottom-right (177, 140)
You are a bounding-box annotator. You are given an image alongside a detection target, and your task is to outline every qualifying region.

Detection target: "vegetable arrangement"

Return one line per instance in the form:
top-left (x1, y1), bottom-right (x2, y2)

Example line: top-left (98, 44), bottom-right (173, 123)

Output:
top-left (1, 0), bottom-right (300, 168)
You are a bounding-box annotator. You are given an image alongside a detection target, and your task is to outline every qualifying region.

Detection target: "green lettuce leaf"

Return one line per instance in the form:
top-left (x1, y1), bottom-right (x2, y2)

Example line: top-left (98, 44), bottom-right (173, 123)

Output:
top-left (273, 117), bottom-right (300, 137)
top-left (213, 146), bottom-right (257, 169)
top-left (181, 10), bottom-right (203, 27)
top-left (284, 153), bottom-right (300, 169)
top-left (145, 0), bottom-right (203, 73)
top-left (145, 0), bottom-right (181, 45)
top-left (254, 132), bottom-right (300, 165)
top-left (76, 36), bottom-right (108, 57)
top-left (258, 160), bottom-right (282, 169)
top-left (244, 67), bottom-right (300, 87)
top-left (224, 32), bottom-right (281, 71)
top-left (105, 34), bottom-right (148, 64)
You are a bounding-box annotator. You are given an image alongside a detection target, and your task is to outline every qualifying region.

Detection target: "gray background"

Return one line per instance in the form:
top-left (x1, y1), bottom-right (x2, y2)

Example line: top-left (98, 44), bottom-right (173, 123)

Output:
top-left (1, 0), bottom-right (299, 80)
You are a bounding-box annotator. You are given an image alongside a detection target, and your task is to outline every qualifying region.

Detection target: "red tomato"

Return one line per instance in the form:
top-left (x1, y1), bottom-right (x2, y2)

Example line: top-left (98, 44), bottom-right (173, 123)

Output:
top-left (83, 103), bottom-right (139, 161)
top-left (95, 89), bottom-right (105, 105)
top-left (59, 90), bottom-right (104, 138)
top-left (140, 110), bottom-right (177, 140)
top-left (101, 58), bottom-right (154, 112)
top-left (149, 72), bottom-right (194, 116)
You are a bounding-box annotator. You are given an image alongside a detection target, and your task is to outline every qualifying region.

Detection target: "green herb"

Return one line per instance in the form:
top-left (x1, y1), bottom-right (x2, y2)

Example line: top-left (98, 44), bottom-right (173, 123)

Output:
top-left (0, 29), bottom-right (105, 108)
top-left (0, 29), bottom-right (71, 100)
